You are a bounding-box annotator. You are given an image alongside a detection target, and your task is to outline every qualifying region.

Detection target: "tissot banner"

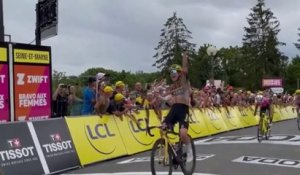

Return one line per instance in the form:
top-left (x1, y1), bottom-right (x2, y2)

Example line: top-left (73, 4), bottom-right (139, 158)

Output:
top-left (0, 43), bottom-right (9, 122)
top-left (32, 118), bottom-right (80, 173)
top-left (0, 122), bottom-right (44, 175)
top-left (12, 43), bottom-right (52, 121)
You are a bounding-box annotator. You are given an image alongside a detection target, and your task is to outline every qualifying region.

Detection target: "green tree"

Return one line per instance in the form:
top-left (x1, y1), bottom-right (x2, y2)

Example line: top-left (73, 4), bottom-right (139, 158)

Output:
top-left (285, 56), bottom-right (300, 93)
top-left (242, 0), bottom-right (286, 89)
top-left (153, 12), bottom-right (196, 74)
top-left (295, 28), bottom-right (300, 50)
top-left (217, 46), bottom-right (245, 88)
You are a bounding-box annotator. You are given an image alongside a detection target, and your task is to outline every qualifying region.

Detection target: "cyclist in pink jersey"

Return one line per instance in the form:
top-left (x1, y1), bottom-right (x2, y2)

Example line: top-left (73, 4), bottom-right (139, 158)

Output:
top-left (294, 90), bottom-right (300, 114)
top-left (254, 90), bottom-right (273, 126)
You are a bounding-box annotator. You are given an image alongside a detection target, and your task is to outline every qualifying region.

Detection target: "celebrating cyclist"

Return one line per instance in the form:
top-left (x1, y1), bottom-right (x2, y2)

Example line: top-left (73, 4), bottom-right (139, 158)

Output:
top-left (162, 52), bottom-right (193, 162)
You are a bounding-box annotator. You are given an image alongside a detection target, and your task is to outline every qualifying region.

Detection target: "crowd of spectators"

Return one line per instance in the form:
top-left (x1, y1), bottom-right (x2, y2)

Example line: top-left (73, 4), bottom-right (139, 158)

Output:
top-left (52, 73), bottom-right (295, 118)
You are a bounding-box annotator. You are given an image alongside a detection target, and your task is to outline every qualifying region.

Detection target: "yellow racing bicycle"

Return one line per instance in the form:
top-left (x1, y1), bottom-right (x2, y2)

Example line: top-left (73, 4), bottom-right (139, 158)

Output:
top-left (147, 125), bottom-right (196, 175)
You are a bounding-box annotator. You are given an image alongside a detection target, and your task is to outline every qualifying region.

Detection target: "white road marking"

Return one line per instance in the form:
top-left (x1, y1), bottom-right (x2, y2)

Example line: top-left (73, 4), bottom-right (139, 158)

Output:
top-left (195, 135), bottom-right (300, 146)
top-left (117, 154), bottom-right (215, 164)
top-left (233, 156), bottom-right (300, 168)
top-left (61, 173), bottom-right (218, 175)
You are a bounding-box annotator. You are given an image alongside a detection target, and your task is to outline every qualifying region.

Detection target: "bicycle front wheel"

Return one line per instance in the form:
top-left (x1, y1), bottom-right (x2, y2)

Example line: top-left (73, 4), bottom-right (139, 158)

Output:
top-left (180, 135), bottom-right (196, 175)
top-left (151, 138), bottom-right (172, 175)
top-left (257, 118), bottom-right (263, 142)
top-left (265, 118), bottom-right (271, 140)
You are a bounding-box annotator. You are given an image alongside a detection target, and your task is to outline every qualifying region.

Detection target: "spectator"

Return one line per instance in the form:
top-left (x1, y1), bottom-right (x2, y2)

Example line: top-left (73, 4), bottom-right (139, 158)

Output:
top-left (68, 85), bottom-right (83, 116)
top-left (111, 81), bottom-right (125, 100)
top-left (94, 86), bottom-right (114, 116)
top-left (52, 83), bottom-right (68, 117)
top-left (130, 82), bottom-right (143, 99)
top-left (107, 93), bottom-right (127, 117)
top-left (81, 77), bottom-right (96, 115)
top-left (95, 72), bottom-right (110, 102)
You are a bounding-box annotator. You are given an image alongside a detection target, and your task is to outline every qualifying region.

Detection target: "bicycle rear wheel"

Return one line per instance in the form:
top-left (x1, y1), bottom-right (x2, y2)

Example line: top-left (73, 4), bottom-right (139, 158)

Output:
top-left (179, 135), bottom-right (196, 175)
top-left (151, 138), bottom-right (172, 175)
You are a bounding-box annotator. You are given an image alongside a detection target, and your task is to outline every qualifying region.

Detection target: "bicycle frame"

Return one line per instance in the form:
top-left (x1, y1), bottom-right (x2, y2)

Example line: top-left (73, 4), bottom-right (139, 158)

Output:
top-left (258, 108), bottom-right (271, 142)
top-left (149, 126), bottom-right (181, 164)
top-left (261, 114), bottom-right (268, 133)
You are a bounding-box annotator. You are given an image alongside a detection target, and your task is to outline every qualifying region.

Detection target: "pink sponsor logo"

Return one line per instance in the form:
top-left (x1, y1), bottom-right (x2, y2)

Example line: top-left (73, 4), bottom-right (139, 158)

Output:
top-left (262, 79), bottom-right (282, 87)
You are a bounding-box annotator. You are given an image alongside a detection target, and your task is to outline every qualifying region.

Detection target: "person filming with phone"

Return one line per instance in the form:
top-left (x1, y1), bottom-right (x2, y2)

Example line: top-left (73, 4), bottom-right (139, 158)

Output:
top-left (52, 83), bottom-right (68, 117)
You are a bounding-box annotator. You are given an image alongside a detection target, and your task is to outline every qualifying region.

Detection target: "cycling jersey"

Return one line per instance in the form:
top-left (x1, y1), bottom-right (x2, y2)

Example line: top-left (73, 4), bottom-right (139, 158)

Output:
top-left (260, 97), bottom-right (270, 108)
top-left (295, 96), bottom-right (300, 107)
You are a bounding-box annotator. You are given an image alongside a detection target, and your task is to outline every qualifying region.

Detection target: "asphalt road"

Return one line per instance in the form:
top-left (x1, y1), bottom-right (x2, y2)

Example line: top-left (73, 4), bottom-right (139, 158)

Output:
top-left (62, 118), bottom-right (300, 175)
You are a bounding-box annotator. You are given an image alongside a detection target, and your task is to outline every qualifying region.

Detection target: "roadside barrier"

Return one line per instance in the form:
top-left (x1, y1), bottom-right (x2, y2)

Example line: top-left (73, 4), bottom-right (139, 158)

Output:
top-left (0, 118), bottom-right (80, 175)
top-left (65, 116), bottom-right (127, 166)
top-left (0, 106), bottom-right (296, 174)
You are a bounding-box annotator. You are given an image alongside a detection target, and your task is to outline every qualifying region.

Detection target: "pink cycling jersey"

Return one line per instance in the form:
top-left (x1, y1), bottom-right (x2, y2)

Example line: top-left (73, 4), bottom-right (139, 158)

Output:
top-left (260, 97), bottom-right (270, 108)
top-left (295, 96), bottom-right (300, 106)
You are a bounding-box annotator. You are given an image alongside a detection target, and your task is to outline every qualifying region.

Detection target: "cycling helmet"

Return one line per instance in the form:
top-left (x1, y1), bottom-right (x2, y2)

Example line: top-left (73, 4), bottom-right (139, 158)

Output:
top-left (169, 64), bottom-right (182, 72)
top-left (257, 91), bottom-right (263, 95)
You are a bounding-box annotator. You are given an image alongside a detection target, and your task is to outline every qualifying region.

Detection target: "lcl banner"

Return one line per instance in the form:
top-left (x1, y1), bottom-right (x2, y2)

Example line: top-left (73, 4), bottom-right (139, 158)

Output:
top-left (0, 122), bottom-right (44, 175)
top-left (0, 43), bottom-right (10, 123)
top-left (12, 43), bottom-right (52, 121)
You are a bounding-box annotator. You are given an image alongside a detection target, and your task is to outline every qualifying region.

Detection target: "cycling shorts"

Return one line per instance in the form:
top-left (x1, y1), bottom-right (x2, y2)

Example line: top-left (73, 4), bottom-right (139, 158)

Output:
top-left (163, 103), bottom-right (189, 129)
top-left (260, 105), bottom-right (270, 116)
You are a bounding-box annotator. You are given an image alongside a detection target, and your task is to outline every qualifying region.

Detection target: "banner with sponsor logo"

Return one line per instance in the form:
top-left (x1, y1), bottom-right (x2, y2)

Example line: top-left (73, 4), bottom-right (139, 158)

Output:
top-left (0, 122), bottom-right (44, 175)
top-left (65, 116), bottom-right (127, 166)
top-left (188, 109), bottom-right (211, 138)
top-left (0, 43), bottom-right (9, 123)
top-left (201, 109), bottom-right (229, 135)
top-left (262, 78), bottom-right (282, 87)
top-left (114, 110), bottom-right (160, 155)
top-left (12, 44), bottom-right (51, 121)
top-left (31, 118), bottom-right (80, 173)
top-left (218, 107), bottom-right (243, 130)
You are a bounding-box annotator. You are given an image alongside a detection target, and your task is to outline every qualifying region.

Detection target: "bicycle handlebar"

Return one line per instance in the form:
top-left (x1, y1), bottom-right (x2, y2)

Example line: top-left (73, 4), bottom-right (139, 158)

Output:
top-left (146, 126), bottom-right (161, 137)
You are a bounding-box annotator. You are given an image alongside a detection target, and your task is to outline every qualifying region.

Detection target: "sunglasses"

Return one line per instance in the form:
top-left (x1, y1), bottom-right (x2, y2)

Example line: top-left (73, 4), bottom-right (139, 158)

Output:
top-left (170, 69), bottom-right (178, 76)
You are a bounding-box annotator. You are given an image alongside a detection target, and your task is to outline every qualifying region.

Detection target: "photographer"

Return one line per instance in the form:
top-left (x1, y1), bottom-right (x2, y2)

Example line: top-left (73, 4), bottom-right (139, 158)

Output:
top-left (52, 83), bottom-right (68, 117)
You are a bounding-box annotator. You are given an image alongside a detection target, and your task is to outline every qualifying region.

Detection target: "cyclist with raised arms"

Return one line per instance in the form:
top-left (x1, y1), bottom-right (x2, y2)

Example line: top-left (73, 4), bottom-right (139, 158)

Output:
top-left (162, 52), bottom-right (193, 162)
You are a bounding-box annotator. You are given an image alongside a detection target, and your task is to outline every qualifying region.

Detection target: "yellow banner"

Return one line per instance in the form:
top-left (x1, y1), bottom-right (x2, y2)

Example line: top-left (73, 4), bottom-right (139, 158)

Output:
top-left (14, 49), bottom-right (50, 64)
top-left (114, 110), bottom-right (160, 155)
top-left (272, 106), bottom-right (283, 122)
top-left (201, 108), bottom-right (229, 135)
top-left (188, 109), bottom-right (211, 138)
top-left (0, 47), bottom-right (7, 62)
top-left (284, 106), bottom-right (295, 119)
top-left (219, 107), bottom-right (243, 130)
top-left (228, 106), bottom-right (257, 128)
top-left (65, 116), bottom-right (127, 166)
